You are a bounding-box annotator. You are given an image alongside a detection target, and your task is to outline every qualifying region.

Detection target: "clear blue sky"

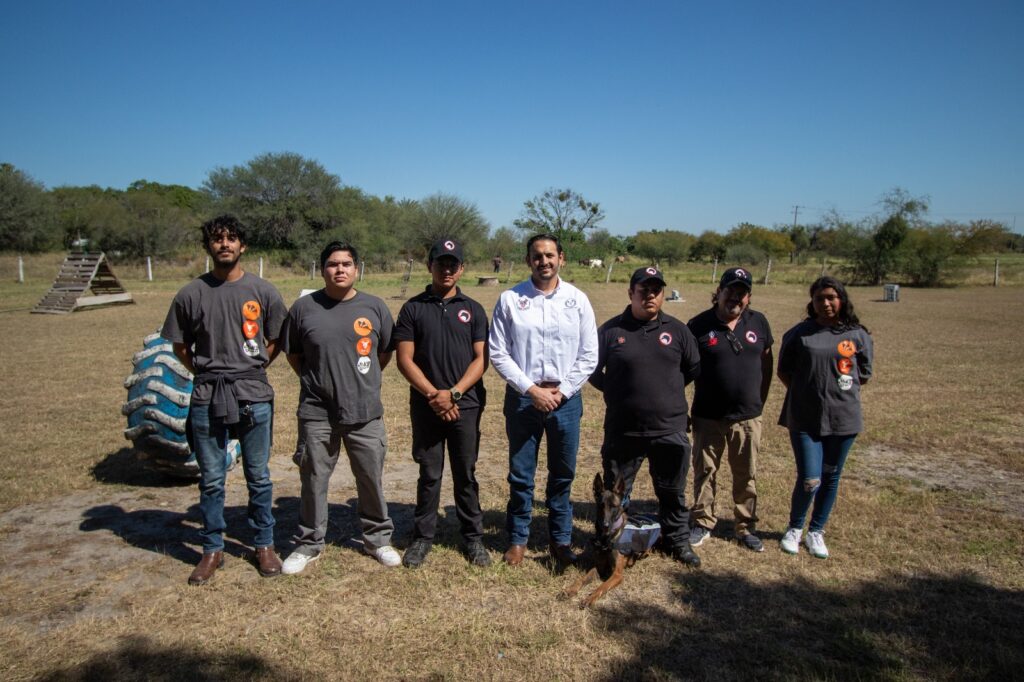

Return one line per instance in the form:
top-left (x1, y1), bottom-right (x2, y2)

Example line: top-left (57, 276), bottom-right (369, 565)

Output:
top-left (2, 1), bottom-right (1022, 234)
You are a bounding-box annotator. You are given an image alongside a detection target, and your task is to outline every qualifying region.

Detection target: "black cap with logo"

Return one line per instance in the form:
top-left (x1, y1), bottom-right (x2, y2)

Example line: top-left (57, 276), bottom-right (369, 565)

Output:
top-left (428, 238), bottom-right (464, 265)
top-left (630, 266), bottom-right (667, 288)
top-left (719, 267), bottom-right (753, 290)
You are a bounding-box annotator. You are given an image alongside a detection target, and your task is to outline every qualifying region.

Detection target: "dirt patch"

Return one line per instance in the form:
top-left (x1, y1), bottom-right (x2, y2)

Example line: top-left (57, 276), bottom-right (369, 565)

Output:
top-left (0, 453), bottom-right (427, 632)
top-left (851, 444), bottom-right (1024, 519)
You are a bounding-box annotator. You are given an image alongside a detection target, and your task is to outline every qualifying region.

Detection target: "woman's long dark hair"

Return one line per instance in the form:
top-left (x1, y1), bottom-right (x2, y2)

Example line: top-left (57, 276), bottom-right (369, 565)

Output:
top-left (806, 276), bottom-right (868, 333)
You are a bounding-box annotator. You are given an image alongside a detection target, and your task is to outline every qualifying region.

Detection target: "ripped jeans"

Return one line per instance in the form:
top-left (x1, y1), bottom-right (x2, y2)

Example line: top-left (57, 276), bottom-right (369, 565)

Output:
top-left (787, 431), bottom-right (857, 533)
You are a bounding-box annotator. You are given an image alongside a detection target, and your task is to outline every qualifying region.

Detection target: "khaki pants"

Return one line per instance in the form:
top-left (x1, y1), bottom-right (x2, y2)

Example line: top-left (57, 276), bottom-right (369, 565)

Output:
top-left (690, 416), bottom-right (762, 536)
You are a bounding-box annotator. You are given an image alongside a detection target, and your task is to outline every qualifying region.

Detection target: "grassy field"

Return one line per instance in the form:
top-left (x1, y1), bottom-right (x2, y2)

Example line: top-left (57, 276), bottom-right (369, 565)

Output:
top-left (0, 253), bottom-right (1021, 680)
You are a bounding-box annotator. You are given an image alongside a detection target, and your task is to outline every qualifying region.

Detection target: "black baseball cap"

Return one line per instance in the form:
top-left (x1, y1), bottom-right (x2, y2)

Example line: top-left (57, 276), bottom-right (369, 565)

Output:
top-left (630, 266), bottom-right (666, 288)
top-left (719, 267), bottom-right (753, 290)
top-left (428, 238), bottom-right (464, 265)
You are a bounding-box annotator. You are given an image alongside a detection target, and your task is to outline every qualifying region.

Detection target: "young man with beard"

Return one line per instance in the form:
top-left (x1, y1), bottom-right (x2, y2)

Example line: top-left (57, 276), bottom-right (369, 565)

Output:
top-left (589, 267), bottom-right (703, 567)
top-left (162, 214), bottom-right (288, 585)
top-left (393, 238), bottom-right (490, 568)
top-left (489, 234), bottom-right (599, 569)
top-left (279, 241), bottom-right (400, 573)
top-left (687, 267), bottom-right (774, 552)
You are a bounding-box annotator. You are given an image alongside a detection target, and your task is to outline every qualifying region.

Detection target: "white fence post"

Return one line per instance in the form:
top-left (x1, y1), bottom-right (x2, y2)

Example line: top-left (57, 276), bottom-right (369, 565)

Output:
top-left (17, 255), bottom-right (24, 283)
top-left (146, 256), bottom-right (153, 282)
top-left (763, 258), bottom-right (772, 285)
top-left (205, 256), bottom-right (210, 273)
top-left (711, 257), bottom-right (719, 283)
top-left (994, 258), bottom-right (1000, 287)
top-left (259, 256), bottom-right (264, 278)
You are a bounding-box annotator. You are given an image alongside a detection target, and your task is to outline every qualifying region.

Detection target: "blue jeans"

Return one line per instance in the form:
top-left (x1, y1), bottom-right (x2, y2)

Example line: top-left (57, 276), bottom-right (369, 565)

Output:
top-left (504, 387), bottom-right (582, 546)
top-left (191, 401), bottom-right (275, 553)
top-left (787, 431), bottom-right (857, 533)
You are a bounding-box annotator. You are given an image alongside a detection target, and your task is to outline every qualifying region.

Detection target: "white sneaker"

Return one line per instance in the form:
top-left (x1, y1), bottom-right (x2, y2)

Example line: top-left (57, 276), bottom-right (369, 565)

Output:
top-left (281, 550), bottom-right (320, 575)
top-left (689, 526), bottom-right (711, 547)
top-left (369, 545), bottom-right (402, 568)
top-left (780, 527), bottom-right (802, 554)
top-left (804, 530), bottom-right (829, 559)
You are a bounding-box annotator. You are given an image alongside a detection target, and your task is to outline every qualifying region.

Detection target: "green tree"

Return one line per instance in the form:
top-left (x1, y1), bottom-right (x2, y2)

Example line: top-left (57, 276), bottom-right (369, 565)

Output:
top-left (0, 163), bottom-right (57, 252)
top-left (633, 229), bottom-right (695, 265)
top-left (488, 226), bottom-right (523, 260)
top-left (689, 230), bottom-right (727, 261)
top-left (513, 188), bottom-right (604, 246)
top-left (203, 152), bottom-right (342, 249)
top-left (956, 219), bottom-right (1016, 255)
top-left (725, 223), bottom-right (792, 258)
top-left (901, 225), bottom-right (961, 286)
top-left (411, 193), bottom-right (490, 261)
top-left (847, 188), bottom-right (929, 285)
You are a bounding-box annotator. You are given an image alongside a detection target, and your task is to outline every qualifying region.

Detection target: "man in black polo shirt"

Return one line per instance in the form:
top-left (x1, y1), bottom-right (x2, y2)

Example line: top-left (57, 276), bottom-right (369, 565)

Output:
top-left (394, 238), bottom-right (490, 568)
top-left (687, 267), bottom-right (774, 552)
top-left (589, 267), bottom-right (702, 567)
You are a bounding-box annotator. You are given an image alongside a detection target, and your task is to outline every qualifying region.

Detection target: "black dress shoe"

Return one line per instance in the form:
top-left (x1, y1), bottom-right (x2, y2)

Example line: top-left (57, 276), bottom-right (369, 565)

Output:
top-left (464, 540), bottom-right (492, 567)
top-left (403, 539), bottom-right (432, 568)
top-left (670, 542), bottom-right (702, 568)
top-left (549, 543), bottom-right (578, 570)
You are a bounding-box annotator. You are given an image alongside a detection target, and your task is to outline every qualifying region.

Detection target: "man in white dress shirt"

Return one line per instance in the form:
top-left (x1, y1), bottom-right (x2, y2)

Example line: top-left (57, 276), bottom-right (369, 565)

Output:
top-left (488, 233), bottom-right (599, 569)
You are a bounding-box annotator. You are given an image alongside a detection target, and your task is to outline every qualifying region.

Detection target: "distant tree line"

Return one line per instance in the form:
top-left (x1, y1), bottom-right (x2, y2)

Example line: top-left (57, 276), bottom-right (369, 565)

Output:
top-left (1, 157), bottom-right (1020, 285)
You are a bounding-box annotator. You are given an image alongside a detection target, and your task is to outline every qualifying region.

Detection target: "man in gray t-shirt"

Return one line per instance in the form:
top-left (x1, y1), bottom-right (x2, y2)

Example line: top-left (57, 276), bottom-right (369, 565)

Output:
top-left (279, 241), bottom-right (401, 573)
top-left (161, 215), bottom-right (287, 585)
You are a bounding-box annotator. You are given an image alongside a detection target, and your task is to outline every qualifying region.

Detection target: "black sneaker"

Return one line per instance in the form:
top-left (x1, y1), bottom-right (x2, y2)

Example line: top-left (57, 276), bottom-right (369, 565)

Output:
top-left (740, 533), bottom-right (765, 553)
top-left (670, 542), bottom-right (702, 568)
top-left (402, 539), bottom-right (432, 568)
top-left (464, 540), bottom-right (492, 567)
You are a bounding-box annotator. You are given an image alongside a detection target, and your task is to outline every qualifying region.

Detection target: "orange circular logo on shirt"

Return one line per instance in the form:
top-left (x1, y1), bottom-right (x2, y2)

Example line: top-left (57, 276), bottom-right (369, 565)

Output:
top-left (837, 340), bottom-right (856, 358)
top-left (353, 317), bottom-right (373, 336)
top-left (242, 300), bottom-right (261, 321)
top-left (356, 337), bottom-right (373, 356)
top-left (837, 357), bottom-right (853, 374)
top-left (242, 320), bottom-right (260, 339)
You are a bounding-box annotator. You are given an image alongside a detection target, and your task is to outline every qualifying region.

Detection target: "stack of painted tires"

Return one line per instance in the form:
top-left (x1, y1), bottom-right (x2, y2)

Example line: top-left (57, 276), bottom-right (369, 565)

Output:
top-left (123, 332), bottom-right (239, 477)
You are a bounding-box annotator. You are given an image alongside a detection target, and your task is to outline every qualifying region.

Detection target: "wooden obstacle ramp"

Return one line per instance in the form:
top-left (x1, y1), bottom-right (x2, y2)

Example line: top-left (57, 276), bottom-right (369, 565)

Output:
top-left (32, 251), bottom-right (134, 314)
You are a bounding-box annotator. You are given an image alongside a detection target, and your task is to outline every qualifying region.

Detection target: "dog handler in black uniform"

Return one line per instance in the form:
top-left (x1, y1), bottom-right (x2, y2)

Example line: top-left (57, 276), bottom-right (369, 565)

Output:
top-left (687, 267), bottom-right (774, 553)
top-left (394, 238), bottom-right (491, 568)
top-left (589, 267), bottom-right (703, 567)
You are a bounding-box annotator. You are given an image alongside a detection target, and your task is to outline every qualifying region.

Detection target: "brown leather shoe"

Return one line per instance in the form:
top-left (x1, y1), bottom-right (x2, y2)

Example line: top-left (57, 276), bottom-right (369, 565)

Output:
top-left (549, 543), bottom-right (578, 569)
top-left (188, 551), bottom-right (224, 585)
top-left (503, 544), bottom-right (526, 567)
top-left (256, 546), bottom-right (282, 577)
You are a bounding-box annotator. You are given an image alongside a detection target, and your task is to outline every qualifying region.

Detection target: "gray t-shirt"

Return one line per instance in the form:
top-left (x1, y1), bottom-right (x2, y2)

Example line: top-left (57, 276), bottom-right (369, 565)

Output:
top-left (161, 272), bottom-right (288, 404)
top-left (777, 320), bottom-right (874, 436)
top-left (283, 289), bottom-right (394, 424)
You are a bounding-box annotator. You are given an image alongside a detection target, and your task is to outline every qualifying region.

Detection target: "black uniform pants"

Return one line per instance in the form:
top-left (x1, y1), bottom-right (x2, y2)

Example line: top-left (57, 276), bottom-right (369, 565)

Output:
top-left (410, 400), bottom-right (484, 542)
top-left (601, 430), bottom-right (691, 548)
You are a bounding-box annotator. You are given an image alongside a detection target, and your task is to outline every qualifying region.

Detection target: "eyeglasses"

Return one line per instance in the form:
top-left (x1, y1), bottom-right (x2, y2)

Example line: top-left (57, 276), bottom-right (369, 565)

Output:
top-left (725, 331), bottom-right (743, 354)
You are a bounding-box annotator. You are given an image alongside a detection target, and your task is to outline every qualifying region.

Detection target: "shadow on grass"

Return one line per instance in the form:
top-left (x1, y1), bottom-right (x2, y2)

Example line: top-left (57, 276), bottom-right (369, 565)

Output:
top-left (589, 568), bottom-right (1024, 680)
top-left (91, 448), bottom-right (195, 488)
top-left (79, 496), bottom-right (416, 566)
top-left (40, 634), bottom-right (294, 681)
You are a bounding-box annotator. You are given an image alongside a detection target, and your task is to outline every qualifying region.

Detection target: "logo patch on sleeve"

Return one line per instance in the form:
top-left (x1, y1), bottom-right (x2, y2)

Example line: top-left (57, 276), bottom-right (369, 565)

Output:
top-left (457, 309), bottom-right (472, 323)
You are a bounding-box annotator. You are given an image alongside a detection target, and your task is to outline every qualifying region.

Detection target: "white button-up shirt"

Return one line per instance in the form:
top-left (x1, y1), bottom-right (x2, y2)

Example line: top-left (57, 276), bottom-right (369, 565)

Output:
top-left (488, 277), bottom-right (599, 399)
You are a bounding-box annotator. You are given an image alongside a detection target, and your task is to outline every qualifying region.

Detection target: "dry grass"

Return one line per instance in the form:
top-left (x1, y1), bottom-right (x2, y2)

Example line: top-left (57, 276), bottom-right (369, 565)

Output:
top-left (0, 256), bottom-right (1021, 681)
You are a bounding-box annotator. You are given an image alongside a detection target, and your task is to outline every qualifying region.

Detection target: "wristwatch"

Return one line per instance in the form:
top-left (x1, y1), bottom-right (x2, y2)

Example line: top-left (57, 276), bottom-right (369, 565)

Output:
top-left (449, 388), bottom-right (463, 402)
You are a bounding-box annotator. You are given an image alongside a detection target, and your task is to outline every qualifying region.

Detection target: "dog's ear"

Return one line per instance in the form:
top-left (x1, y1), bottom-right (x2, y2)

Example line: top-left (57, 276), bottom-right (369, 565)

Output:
top-left (593, 473), bottom-right (604, 499)
top-left (613, 475), bottom-right (626, 498)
